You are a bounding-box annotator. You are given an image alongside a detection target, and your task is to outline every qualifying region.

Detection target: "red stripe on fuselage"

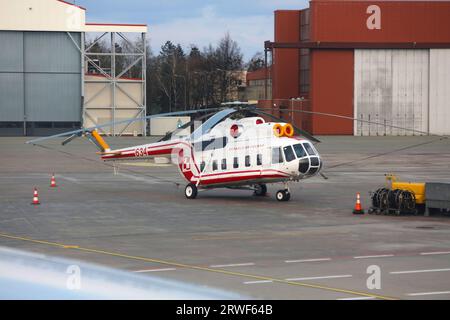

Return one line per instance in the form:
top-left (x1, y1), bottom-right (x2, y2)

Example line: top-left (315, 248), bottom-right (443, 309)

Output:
top-left (100, 140), bottom-right (201, 173)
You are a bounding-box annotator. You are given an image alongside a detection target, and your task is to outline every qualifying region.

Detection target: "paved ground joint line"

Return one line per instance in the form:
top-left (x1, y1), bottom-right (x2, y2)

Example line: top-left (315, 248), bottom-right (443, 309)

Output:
top-left (0, 232), bottom-right (398, 300)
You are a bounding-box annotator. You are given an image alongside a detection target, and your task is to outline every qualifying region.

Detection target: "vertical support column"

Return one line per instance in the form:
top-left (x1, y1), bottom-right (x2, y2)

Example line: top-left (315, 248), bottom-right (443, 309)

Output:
top-left (264, 49), bottom-right (268, 100)
top-left (111, 32), bottom-right (116, 136)
top-left (142, 32), bottom-right (147, 136)
top-left (81, 32), bottom-right (85, 128)
top-left (23, 31), bottom-right (27, 136)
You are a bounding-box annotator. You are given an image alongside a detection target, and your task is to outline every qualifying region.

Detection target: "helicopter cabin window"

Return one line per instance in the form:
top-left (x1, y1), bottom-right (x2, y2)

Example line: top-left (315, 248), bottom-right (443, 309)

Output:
top-left (293, 143), bottom-right (307, 158)
top-left (256, 154), bottom-right (263, 166)
top-left (283, 146), bottom-right (296, 162)
top-left (212, 160), bottom-right (218, 171)
top-left (245, 155), bottom-right (251, 167)
top-left (194, 137), bottom-right (228, 152)
top-left (233, 157), bottom-right (239, 169)
top-left (272, 147), bottom-right (283, 164)
top-left (221, 159), bottom-right (227, 170)
top-left (303, 143), bottom-right (316, 156)
top-left (200, 161), bottom-right (206, 172)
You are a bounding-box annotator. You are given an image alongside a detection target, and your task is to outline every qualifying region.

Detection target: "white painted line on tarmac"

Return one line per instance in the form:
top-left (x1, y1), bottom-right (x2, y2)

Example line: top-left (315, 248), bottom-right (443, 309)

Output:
top-left (134, 268), bottom-right (177, 273)
top-left (286, 275), bottom-right (353, 281)
top-left (243, 280), bottom-right (274, 285)
top-left (407, 291), bottom-right (450, 297)
top-left (210, 262), bottom-right (255, 268)
top-left (338, 297), bottom-right (377, 300)
top-left (354, 254), bottom-right (395, 259)
top-left (118, 173), bottom-right (162, 185)
top-left (285, 258), bottom-right (332, 263)
top-left (390, 268), bottom-right (450, 275)
top-left (420, 251), bottom-right (450, 256)
top-left (58, 175), bottom-right (81, 184)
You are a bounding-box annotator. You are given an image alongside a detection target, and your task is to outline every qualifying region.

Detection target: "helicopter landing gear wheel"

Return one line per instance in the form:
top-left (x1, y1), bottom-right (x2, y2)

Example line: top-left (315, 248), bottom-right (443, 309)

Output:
top-left (185, 183), bottom-right (198, 199)
top-left (276, 190), bottom-right (291, 202)
top-left (254, 184), bottom-right (267, 196)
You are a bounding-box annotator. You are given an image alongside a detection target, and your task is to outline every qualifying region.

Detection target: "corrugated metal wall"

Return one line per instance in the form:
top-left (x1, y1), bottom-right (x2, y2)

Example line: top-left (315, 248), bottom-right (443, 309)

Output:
top-left (0, 31), bottom-right (81, 135)
top-left (354, 49), bottom-right (429, 136)
top-left (0, 32), bottom-right (24, 130)
top-left (429, 49), bottom-right (450, 135)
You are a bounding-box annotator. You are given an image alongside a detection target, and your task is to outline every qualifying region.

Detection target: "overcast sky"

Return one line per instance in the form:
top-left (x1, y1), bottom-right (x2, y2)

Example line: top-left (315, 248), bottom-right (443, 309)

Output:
top-left (74, 0), bottom-right (309, 60)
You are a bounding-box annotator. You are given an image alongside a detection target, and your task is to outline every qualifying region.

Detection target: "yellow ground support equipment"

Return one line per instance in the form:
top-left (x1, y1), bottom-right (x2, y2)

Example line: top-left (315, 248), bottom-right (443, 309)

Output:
top-left (370, 175), bottom-right (449, 216)
top-left (369, 175), bottom-right (425, 215)
top-left (387, 175), bottom-right (426, 205)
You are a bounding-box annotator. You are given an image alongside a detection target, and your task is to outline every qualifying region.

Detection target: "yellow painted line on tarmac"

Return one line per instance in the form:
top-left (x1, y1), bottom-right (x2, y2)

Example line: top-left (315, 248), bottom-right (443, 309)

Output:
top-left (62, 245), bottom-right (80, 249)
top-left (0, 232), bottom-right (397, 300)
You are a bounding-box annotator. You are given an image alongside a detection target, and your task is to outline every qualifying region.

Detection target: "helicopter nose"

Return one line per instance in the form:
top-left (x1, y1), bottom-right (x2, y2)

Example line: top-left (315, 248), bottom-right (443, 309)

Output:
top-left (299, 156), bottom-right (322, 175)
top-left (299, 158), bottom-right (310, 174)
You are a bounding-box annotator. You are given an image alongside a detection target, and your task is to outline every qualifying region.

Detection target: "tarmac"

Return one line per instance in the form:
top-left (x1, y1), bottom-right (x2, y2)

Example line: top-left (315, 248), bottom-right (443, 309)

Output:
top-left (0, 135), bottom-right (450, 300)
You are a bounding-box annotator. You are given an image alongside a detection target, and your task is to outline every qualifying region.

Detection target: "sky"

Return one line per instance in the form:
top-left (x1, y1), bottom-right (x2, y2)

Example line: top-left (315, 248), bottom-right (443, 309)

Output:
top-left (73, 0), bottom-right (309, 61)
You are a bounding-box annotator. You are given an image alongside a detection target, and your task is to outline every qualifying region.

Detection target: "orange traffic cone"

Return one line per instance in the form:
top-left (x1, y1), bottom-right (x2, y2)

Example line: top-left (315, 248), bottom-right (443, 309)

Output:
top-left (353, 192), bottom-right (365, 215)
top-left (31, 187), bottom-right (40, 205)
top-left (50, 174), bottom-right (57, 188)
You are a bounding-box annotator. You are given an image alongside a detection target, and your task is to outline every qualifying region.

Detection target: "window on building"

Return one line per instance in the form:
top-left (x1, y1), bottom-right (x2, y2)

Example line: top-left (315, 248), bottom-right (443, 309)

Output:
top-left (245, 155), bottom-right (251, 167)
top-left (272, 148), bottom-right (283, 164)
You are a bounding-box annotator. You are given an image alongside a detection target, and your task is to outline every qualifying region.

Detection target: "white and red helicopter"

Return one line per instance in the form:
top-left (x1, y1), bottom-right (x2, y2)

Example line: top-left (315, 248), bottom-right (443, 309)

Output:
top-left (27, 104), bottom-right (322, 201)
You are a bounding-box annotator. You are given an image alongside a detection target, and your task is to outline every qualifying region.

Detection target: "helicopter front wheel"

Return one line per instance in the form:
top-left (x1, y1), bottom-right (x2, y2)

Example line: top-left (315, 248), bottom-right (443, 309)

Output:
top-left (276, 190), bottom-right (291, 202)
top-left (185, 183), bottom-right (198, 199)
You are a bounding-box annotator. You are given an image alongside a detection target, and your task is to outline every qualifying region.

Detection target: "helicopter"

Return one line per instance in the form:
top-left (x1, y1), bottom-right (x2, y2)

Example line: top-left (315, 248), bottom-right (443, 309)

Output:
top-left (27, 103), bottom-right (322, 202)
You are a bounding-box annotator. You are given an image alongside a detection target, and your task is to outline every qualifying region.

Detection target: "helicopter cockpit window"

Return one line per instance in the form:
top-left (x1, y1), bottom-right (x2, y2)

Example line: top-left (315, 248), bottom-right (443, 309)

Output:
top-left (283, 146), bottom-right (296, 162)
top-left (293, 143), bottom-right (307, 158)
top-left (272, 147), bottom-right (283, 164)
top-left (194, 137), bottom-right (228, 152)
top-left (303, 143), bottom-right (316, 156)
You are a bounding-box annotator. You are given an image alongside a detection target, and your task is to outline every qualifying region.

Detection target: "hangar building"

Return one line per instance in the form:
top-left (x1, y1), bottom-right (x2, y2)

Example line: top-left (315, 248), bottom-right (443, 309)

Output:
top-left (264, 0), bottom-right (450, 135)
top-left (0, 0), bottom-right (147, 136)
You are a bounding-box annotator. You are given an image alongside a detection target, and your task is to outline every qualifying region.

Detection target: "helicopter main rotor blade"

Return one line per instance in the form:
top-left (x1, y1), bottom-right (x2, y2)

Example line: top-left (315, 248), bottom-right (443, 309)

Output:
top-left (190, 108), bottom-right (240, 140)
top-left (25, 108), bottom-right (224, 145)
top-left (256, 108), bottom-right (448, 138)
top-left (158, 111), bottom-right (218, 142)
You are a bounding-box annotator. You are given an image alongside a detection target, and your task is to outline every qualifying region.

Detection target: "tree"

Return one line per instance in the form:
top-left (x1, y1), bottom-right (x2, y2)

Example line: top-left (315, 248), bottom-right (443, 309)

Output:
top-left (247, 52), bottom-right (265, 72)
top-left (145, 34), bottom-right (245, 114)
top-left (211, 33), bottom-right (244, 103)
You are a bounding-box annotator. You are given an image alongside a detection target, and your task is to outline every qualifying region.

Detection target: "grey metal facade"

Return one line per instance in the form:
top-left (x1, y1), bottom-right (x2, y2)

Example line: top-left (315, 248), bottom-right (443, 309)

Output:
top-left (0, 31), bottom-right (82, 136)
